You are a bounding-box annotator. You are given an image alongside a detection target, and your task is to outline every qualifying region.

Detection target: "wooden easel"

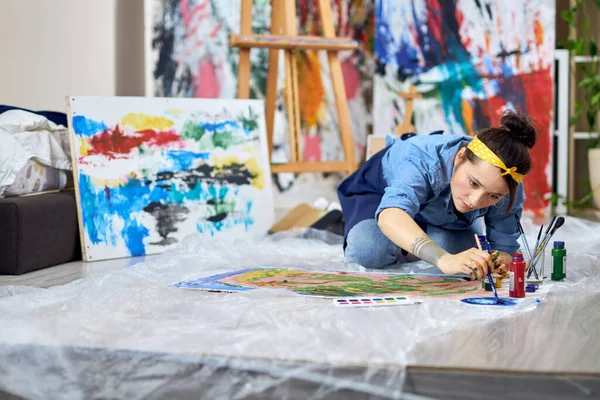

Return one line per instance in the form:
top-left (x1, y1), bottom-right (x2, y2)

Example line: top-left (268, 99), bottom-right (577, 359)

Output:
top-left (395, 85), bottom-right (422, 136)
top-left (365, 85), bottom-right (422, 160)
top-left (230, 0), bottom-right (358, 174)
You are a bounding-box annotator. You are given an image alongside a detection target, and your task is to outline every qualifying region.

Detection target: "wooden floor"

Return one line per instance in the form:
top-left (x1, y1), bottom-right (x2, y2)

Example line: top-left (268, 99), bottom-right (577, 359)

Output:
top-left (0, 256), bottom-right (152, 289)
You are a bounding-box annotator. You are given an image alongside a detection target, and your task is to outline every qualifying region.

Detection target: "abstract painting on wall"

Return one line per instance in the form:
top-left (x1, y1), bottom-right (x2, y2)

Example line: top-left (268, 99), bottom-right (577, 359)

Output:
top-left (373, 0), bottom-right (555, 218)
top-left (144, 0), bottom-right (374, 184)
top-left (67, 96), bottom-right (274, 262)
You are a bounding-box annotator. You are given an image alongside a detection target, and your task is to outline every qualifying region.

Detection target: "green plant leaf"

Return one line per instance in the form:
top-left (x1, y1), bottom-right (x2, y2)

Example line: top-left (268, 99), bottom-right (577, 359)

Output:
top-left (569, 115), bottom-right (580, 126)
top-left (591, 92), bottom-right (600, 108)
top-left (586, 110), bottom-right (596, 129)
top-left (590, 40), bottom-right (598, 58)
top-left (560, 9), bottom-right (573, 22)
top-left (569, 101), bottom-right (582, 126)
top-left (575, 38), bottom-right (586, 55)
top-left (594, 0), bottom-right (600, 9)
top-left (578, 75), bottom-right (599, 89)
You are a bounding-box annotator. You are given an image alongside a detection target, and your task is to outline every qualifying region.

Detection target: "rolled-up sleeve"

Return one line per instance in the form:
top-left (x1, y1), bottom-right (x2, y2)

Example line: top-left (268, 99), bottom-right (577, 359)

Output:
top-left (375, 142), bottom-right (438, 220)
top-left (485, 184), bottom-right (526, 254)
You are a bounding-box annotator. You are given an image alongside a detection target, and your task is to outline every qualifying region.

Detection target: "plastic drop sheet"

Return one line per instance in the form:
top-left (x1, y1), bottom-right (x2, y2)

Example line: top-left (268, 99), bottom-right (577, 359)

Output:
top-left (0, 216), bottom-right (599, 399)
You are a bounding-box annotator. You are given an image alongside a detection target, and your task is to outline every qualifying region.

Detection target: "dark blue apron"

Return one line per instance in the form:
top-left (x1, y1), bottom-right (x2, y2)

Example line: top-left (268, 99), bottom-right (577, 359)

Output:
top-left (337, 131), bottom-right (444, 245)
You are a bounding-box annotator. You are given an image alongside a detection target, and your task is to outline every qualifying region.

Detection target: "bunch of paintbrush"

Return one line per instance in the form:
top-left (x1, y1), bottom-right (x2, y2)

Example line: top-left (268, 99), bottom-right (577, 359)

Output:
top-left (526, 216), bottom-right (565, 279)
top-left (515, 215), bottom-right (537, 279)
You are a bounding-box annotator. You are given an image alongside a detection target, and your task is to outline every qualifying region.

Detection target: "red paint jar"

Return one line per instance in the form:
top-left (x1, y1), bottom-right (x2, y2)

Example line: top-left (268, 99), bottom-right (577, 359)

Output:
top-left (509, 251), bottom-right (526, 298)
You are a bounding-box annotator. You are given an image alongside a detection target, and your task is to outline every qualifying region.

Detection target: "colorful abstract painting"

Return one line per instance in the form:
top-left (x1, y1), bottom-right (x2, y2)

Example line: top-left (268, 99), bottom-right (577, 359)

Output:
top-left (373, 0), bottom-right (555, 218)
top-left (67, 96), bottom-right (274, 261)
top-left (173, 267), bottom-right (489, 299)
top-left (145, 0), bottom-right (375, 193)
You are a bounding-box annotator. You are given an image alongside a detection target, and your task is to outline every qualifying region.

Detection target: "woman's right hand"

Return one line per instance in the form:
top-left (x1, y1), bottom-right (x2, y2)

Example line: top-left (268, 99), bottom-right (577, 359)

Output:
top-left (437, 248), bottom-right (494, 280)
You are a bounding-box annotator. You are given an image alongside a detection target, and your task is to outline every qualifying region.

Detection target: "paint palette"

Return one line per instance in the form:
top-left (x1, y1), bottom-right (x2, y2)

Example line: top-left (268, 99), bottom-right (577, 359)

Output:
top-left (333, 296), bottom-right (419, 308)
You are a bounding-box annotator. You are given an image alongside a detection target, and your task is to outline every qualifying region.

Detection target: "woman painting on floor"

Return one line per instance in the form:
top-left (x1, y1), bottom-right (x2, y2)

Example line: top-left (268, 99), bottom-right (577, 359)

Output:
top-left (337, 110), bottom-right (537, 280)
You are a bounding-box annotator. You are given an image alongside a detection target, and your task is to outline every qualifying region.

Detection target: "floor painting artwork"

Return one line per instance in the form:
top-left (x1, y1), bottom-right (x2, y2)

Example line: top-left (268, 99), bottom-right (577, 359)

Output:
top-left (172, 267), bottom-right (496, 300)
top-left (67, 96), bottom-right (274, 262)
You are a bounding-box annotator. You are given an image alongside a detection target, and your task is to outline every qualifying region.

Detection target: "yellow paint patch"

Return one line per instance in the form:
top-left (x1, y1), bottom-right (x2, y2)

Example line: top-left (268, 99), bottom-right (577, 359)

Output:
top-left (212, 155), bottom-right (264, 190)
top-left (533, 18), bottom-right (544, 47)
top-left (90, 177), bottom-right (125, 188)
top-left (297, 51), bottom-right (325, 129)
top-left (461, 99), bottom-right (474, 136)
top-left (78, 138), bottom-right (91, 157)
top-left (121, 113), bottom-right (174, 131)
top-left (166, 108), bottom-right (184, 116)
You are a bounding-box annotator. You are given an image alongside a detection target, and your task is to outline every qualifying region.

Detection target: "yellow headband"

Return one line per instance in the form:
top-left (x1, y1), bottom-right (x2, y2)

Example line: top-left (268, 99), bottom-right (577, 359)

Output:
top-left (467, 136), bottom-right (525, 184)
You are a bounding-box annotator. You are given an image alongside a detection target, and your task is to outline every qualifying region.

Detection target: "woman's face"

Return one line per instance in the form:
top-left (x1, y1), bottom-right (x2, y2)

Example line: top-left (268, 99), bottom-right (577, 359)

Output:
top-left (451, 148), bottom-right (509, 213)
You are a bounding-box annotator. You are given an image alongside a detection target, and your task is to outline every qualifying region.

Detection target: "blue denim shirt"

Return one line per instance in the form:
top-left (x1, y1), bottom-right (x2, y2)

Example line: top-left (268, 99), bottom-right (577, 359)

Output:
top-left (375, 134), bottom-right (525, 254)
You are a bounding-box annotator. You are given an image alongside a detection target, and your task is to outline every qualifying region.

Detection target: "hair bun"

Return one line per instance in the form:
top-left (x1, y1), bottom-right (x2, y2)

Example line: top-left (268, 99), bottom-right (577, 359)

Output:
top-left (500, 110), bottom-right (537, 149)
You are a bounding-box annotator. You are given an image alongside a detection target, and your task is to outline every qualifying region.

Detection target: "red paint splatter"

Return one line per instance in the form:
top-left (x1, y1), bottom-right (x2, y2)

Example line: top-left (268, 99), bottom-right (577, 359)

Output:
top-left (519, 69), bottom-right (553, 218)
top-left (304, 134), bottom-right (322, 162)
top-left (88, 126), bottom-right (182, 158)
top-left (475, 70), bottom-right (553, 218)
top-left (195, 59), bottom-right (220, 98)
top-left (342, 58), bottom-right (360, 99)
top-left (426, 0), bottom-right (444, 57)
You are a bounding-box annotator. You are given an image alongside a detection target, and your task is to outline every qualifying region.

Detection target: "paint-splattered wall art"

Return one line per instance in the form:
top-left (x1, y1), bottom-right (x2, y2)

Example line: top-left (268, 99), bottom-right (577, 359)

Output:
top-left (67, 96), bottom-right (274, 261)
top-left (172, 267), bottom-right (489, 299)
top-left (145, 0), bottom-right (375, 196)
top-left (373, 0), bottom-right (555, 218)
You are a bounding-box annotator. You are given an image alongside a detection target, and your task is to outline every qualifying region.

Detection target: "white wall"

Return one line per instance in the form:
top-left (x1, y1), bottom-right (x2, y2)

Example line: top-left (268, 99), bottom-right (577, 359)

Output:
top-left (0, 0), bottom-right (144, 112)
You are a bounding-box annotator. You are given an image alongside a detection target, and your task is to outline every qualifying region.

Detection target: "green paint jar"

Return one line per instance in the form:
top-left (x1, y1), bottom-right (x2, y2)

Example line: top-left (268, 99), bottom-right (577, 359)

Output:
top-left (551, 241), bottom-right (566, 281)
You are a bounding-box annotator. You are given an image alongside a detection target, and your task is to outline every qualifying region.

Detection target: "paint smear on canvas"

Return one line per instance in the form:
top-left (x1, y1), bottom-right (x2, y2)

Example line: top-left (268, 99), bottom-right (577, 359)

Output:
top-left (72, 100), bottom-right (270, 260)
top-left (374, 0), bottom-right (555, 218)
top-left (148, 0), bottom-right (373, 171)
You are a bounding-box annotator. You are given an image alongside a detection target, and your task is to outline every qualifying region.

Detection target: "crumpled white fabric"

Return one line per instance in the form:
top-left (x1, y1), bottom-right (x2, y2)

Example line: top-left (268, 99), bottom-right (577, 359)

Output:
top-left (0, 110), bottom-right (72, 196)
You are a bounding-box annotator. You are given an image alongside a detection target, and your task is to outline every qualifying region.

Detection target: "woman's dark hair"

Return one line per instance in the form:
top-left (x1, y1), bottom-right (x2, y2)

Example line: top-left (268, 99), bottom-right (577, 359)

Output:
top-left (465, 109), bottom-right (538, 212)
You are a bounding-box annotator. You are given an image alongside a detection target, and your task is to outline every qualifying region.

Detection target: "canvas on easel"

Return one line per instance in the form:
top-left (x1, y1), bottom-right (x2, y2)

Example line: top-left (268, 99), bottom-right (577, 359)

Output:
top-left (230, 0), bottom-right (359, 175)
top-left (66, 96), bottom-right (274, 262)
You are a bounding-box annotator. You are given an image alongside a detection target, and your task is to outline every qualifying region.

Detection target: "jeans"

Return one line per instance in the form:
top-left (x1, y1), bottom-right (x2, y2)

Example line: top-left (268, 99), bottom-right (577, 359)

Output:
top-left (345, 218), bottom-right (483, 269)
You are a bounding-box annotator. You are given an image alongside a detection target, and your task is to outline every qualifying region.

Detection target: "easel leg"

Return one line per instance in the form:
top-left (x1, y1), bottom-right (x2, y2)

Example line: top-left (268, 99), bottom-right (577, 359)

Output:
top-left (237, 0), bottom-right (253, 99)
top-left (317, 0), bottom-right (357, 173)
top-left (265, 0), bottom-right (283, 158)
top-left (282, 0), bottom-right (302, 163)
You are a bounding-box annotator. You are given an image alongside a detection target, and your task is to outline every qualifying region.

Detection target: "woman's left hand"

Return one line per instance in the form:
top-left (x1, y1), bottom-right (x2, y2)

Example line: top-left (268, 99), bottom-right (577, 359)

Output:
top-left (490, 250), bottom-right (508, 274)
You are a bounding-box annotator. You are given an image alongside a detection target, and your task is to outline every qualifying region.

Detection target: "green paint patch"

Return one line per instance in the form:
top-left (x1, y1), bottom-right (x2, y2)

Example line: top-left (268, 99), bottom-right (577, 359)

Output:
top-left (181, 120), bottom-right (206, 141)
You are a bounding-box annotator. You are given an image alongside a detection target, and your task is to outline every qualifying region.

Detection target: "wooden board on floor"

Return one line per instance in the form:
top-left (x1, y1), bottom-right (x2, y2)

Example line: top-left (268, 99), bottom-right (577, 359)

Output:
top-left (269, 203), bottom-right (325, 233)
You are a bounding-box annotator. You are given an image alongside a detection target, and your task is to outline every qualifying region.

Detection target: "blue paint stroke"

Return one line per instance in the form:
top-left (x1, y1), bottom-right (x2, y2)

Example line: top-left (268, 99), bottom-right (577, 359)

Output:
top-left (461, 297), bottom-right (517, 306)
top-left (78, 166), bottom-right (256, 257)
top-left (72, 115), bottom-right (108, 137)
top-left (165, 150), bottom-right (210, 171)
top-left (198, 120), bottom-right (241, 133)
top-left (78, 173), bottom-right (152, 256)
top-left (124, 218), bottom-right (150, 257)
top-left (171, 267), bottom-right (259, 291)
top-left (196, 211), bottom-right (255, 237)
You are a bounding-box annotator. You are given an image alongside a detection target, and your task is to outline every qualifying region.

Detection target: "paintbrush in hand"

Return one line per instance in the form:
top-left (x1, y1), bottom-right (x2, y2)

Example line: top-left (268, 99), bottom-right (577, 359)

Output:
top-left (475, 234), bottom-right (499, 304)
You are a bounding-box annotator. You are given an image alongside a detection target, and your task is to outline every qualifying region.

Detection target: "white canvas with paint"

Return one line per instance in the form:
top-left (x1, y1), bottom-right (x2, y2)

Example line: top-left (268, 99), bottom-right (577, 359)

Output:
top-left (67, 96), bottom-right (274, 262)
